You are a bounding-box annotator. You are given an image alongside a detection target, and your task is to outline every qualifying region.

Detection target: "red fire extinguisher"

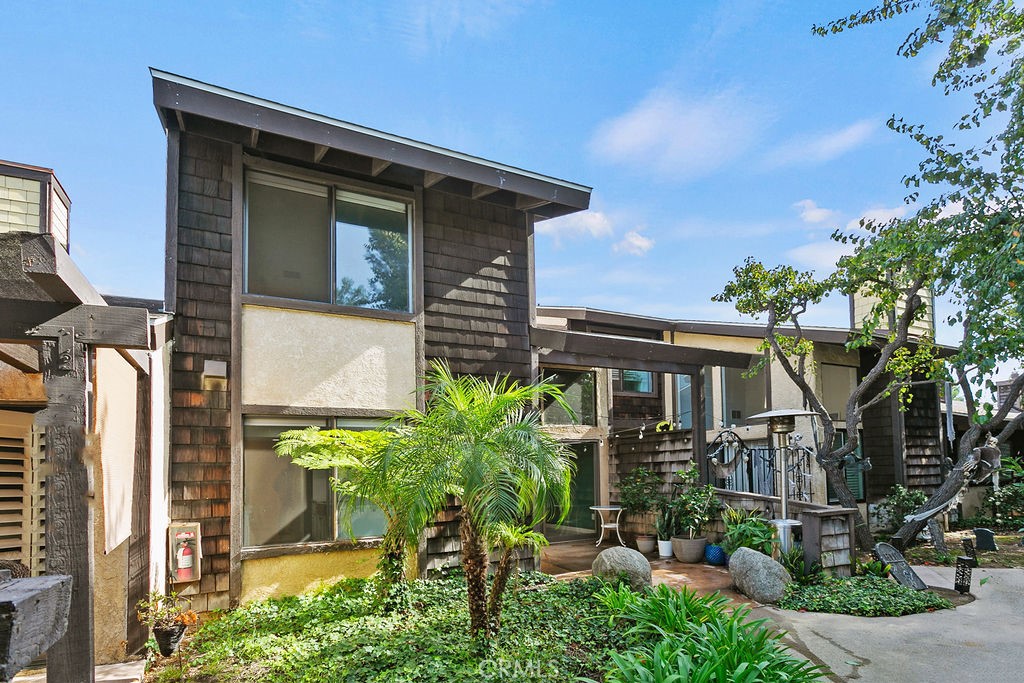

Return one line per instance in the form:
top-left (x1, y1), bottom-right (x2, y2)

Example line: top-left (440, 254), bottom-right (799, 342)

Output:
top-left (176, 540), bottom-right (194, 581)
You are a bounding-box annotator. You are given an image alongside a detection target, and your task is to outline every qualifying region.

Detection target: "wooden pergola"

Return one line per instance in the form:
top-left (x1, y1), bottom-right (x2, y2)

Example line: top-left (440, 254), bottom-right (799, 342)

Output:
top-left (0, 232), bottom-right (152, 682)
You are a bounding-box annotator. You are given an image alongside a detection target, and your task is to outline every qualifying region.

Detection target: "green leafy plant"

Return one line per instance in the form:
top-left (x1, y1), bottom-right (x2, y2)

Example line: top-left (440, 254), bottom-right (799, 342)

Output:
top-left (854, 557), bottom-right (891, 578)
top-left (187, 573), bottom-right (628, 682)
top-left (669, 465), bottom-right (719, 539)
top-left (878, 485), bottom-right (928, 534)
top-left (780, 576), bottom-right (953, 617)
top-left (588, 583), bottom-right (826, 683)
top-left (987, 481), bottom-right (1024, 524)
top-left (618, 467), bottom-right (664, 517)
top-left (721, 507), bottom-right (775, 556)
top-left (136, 590), bottom-right (198, 630)
top-left (363, 360), bottom-right (574, 639)
top-left (780, 544), bottom-right (823, 585)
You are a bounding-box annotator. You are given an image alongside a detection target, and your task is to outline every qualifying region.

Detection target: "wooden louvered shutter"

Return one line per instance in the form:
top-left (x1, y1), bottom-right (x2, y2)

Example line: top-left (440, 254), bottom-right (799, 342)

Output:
top-left (0, 410), bottom-right (45, 574)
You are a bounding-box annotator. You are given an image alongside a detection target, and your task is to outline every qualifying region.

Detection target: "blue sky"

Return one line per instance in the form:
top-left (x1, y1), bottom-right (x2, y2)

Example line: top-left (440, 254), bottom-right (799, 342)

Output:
top-left (1, 2), bottom-right (965, 342)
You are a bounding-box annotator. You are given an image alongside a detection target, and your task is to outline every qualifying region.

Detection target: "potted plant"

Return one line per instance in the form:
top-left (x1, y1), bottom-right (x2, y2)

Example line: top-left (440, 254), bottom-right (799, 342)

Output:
top-left (654, 500), bottom-right (675, 558)
top-left (618, 466), bottom-right (663, 553)
top-left (720, 506), bottom-right (776, 560)
top-left (136, 590), bottom-right (198, 657)
top-left (670, 465), bottom-right (719, 562)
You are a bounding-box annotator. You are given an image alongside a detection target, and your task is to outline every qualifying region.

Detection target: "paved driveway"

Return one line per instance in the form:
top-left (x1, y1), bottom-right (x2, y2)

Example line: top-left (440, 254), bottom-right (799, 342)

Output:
top-left (760, 566), bottom-right (1024, 682)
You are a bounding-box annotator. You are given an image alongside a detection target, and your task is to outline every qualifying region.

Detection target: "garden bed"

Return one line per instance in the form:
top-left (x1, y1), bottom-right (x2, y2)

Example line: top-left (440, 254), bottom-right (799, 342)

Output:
top-left (145, 573), bottom-right (628, 683)
top-left (901, 529), bottom-right (1024, 569)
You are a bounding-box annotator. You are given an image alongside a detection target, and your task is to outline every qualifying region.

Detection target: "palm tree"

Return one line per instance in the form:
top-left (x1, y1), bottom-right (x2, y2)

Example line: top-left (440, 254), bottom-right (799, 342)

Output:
top-left (487, 523), bottom-right (549, 634)
top-left (365, 360), bottom-right (574, 637)
top-left (274, 427), bottom-right (413, 610)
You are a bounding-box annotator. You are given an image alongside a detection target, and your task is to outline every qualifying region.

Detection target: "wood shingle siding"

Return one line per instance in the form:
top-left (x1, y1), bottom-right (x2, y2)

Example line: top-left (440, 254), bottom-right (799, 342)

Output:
top-left (903, 383), bottom-right (944, 492)
top-left (169, 133), bottom-right (234, 611)
top-left (422, 190), bottom-right (531, 381)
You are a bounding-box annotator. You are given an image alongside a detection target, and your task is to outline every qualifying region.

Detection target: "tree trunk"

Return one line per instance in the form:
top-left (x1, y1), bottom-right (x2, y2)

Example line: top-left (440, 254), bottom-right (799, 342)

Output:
top-left (890, 448), bottom-right (977, 550)
top-left (486, 548), bottom-right (515, 636)
top-left (375, 517), bottom-right (407, 612)
top-left (459, 512), bottom-right (489, 637)
top-left (822, 460), bottom-right (876, 550)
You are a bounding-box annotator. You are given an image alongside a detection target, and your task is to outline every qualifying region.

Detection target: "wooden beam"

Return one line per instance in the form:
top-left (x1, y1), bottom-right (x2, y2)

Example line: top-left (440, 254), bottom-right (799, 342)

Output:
top-left (538, 349), bottom-right (699, 376)
top-left (28, 304), bottom-right (150, 348)
top-left (34, 334), bottom-right (94, 682)
top-left (313, 144), bottom-right (329, 163)
top-left (175, 110), bottom-right (187, 132)
top-left (423, 171), bottom-right (446, 188)
top-left (0, 575), bottom-right (72, 681)
top-left (515, 195), bottom-right (550, 211)
top-left (249, 127), bottom-right (260, 147)
top-left (19, 234), bottom-right (106, 305)
top-left (471, 183), bottom-right (498, 200)
top-left (371, 158), bottom-right (391, 176)
top-left (0, 343), bottom-right (39, 373)
top-left (530, 326), bottom-right (753, 369)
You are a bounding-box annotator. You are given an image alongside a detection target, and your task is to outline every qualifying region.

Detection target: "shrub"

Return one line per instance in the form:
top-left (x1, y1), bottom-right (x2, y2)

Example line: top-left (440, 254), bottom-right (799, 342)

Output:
top-left (877, 485), bottom-right (928, 533)
top-left (589, 584), bottom-right (826, 682)
top-left (853, 557), bottom-right (891, 578)
top-left (987, 481), bottom-right (1024, 524)
top-left (619, 467), bottom-right (664, 516)
top-left (721, 507), bottom-right (776, 556)
top-left (780, 544), bottom-right (823, 585)
top-left (779, 576), bottom-right (953, 616)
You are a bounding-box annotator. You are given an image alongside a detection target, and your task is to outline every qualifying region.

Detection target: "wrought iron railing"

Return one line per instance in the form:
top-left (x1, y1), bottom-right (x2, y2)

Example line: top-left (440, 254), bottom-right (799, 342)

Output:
top-left (706, 430), bottom-right (815, 504)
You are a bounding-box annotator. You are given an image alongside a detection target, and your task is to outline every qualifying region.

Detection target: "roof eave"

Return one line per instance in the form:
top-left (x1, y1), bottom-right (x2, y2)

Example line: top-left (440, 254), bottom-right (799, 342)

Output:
top-left (150, 69), bottom-right (591, 217)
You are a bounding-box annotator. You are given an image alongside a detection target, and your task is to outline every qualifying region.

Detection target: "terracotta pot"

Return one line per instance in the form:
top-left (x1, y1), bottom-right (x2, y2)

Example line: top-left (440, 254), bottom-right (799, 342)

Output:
top-left (657, 539), bottom-right (674, 558)
top-left (635, 535), bottom-right (656, 554)
top-left (671, 535), bottom-right (707, 563)
top-left (153, 623), bottom-right (186, 657)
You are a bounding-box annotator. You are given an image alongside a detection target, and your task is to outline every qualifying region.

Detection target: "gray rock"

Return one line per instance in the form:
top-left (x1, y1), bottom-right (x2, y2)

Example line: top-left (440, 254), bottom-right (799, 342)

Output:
top-left (728, 547), bottom-right (792, 604)
top-left (592, 546), bottom-right (651, 591)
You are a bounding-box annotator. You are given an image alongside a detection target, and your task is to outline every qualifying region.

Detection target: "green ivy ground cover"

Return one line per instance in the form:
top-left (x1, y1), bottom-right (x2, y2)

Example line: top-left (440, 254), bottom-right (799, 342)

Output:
top-left (779, 576), bottom-right (954, 617)
top-left (185, 573), bottom-right (629, 683)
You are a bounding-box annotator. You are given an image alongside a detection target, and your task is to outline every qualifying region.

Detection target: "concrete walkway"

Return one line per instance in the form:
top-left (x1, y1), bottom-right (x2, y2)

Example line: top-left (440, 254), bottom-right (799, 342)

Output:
top-left (544, 542), bottom-right (1024, 683)
top-left (760, 566), bottom-right (1024, 683)
top-left (13, 660), bottom-right (146, 682)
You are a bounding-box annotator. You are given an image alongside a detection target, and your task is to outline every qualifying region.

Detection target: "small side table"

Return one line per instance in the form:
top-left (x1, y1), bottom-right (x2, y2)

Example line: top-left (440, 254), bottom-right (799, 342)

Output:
top-left (590, 505), bottom-right (625, 547)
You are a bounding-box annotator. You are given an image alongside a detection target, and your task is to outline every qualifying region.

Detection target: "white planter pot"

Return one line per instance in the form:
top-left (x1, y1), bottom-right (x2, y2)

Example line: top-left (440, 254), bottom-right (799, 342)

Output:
top-left (657, 539), bottom-right (674, 558)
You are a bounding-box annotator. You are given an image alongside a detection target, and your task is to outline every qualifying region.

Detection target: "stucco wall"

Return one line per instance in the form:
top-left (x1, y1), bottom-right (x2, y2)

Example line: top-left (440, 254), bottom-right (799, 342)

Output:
top-left (240, 548), bottom-right (380, 603)
top-left (241, 305), bottom-right (417, 410)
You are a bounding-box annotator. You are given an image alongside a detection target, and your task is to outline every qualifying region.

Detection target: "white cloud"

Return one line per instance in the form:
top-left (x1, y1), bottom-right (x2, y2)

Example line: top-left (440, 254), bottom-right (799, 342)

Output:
top-left (763, 119), bottom-right (877, 168)
top-left (589, 88), bottom-right (765, 179)
top-left (536, 210), bottom-right (614, 243)
top-left (786, 240), bottom-right (854, 273)
top-left (845, 204), bottom-right (908, 231)
top-left (793, 199), bottom-right (838, 224)
top-left (388, 0), bottom-right (533, 54)
top-left (613, 230), bottom-right (655, 256)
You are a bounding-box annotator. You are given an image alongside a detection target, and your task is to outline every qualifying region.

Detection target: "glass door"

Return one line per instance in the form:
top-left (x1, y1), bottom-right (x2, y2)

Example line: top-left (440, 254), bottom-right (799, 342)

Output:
top-left (545, 442), bottom-right (598, 543)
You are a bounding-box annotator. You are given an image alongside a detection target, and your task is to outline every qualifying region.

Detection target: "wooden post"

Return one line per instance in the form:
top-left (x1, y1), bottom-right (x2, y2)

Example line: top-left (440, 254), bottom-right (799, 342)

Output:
top-left (34, 330), bottom-right (94, 683)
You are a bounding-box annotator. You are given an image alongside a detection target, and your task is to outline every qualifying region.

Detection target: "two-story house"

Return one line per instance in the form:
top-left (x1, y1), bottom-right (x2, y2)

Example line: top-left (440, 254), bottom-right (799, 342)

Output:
top-left (149, 69), bottom-right (596, 608)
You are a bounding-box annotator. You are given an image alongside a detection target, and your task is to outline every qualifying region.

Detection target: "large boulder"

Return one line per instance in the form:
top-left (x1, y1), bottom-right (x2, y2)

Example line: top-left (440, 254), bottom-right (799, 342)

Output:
top-left (728, 547), bottom-right (792, 604)
top-left (592, 546), bottom-right (651, 591)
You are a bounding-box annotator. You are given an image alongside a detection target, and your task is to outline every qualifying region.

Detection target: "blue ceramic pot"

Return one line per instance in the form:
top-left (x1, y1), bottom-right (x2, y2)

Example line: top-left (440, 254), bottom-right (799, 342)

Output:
top-left (704, 543), bottom-right (727, 566)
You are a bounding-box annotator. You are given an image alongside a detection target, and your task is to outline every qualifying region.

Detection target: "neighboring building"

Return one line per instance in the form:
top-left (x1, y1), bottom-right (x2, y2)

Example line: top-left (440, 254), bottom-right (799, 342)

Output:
top-left (536, 306), bottom-right (948, 526)
top-left (149, 69), bottom-right (594, 607)
top-left (0, 161), bottom-right (172, 666)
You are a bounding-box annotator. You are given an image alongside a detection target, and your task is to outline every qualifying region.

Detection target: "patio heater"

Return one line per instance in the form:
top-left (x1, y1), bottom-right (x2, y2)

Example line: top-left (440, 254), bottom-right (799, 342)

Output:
top-left (747, 409), bottom-right (818, 553)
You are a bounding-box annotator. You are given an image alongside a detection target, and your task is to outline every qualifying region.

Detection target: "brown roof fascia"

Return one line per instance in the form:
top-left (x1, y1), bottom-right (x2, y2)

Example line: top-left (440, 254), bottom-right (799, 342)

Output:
top-left (150, 69), bottom-right (591, 218)
top-left (530, 326), bottom-right (753, 371)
